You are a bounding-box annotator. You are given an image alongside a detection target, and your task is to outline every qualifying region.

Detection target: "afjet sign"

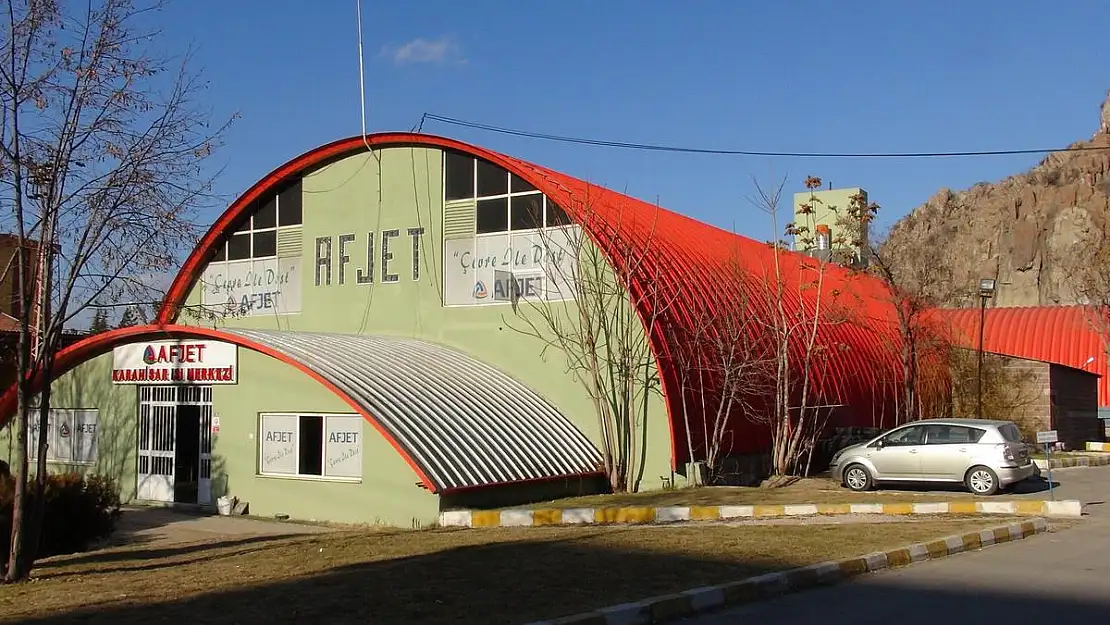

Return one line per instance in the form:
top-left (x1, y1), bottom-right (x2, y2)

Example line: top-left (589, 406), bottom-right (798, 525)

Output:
top-left (112, 340), bottom-right (239, 385)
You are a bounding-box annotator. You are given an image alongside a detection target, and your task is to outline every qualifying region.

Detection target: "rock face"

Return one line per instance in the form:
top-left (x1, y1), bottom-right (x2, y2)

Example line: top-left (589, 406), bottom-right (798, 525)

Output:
top-left (884, 91), bottom-right (1110, 307)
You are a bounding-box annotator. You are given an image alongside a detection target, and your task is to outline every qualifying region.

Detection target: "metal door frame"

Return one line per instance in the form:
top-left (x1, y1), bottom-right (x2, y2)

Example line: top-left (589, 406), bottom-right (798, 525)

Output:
top-left (137, 385), bottom-right (214, 504)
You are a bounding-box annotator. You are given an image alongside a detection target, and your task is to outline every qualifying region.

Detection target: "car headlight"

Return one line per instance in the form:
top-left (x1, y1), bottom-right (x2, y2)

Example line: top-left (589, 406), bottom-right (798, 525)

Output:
top-left (831, 449), bottom-right (845, 464)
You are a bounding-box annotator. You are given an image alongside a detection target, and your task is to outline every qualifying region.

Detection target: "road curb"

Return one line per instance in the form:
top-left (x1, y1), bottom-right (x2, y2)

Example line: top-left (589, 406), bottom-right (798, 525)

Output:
top-left (438, 499), bottom-right (1082, 528)
top-left (520, 518), bottom-right (1050, 625)
top-left (1034, 454), bottom-right (1110, 470)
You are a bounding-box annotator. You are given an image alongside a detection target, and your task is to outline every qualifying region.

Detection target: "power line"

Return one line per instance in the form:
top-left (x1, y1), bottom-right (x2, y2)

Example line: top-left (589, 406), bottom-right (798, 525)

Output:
top-left (422, 113), bottom-right (1110, 159)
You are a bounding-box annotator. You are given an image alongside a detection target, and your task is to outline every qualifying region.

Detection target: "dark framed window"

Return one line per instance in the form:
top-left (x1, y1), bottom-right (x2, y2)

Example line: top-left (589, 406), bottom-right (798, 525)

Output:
top-left (445, 151), bottom-right (475, 201)
top-left (476, 197), bottom-right (509, 234)
top-left (546, 200), bottom-right (571, 226)
top-left (879, 425), bottom-right (925, 447)
top-left (298, 416), bottom-right (323, 476)
top-left (510, 194), bottom-right (543, 231)
top-left (511, 173), bottom-right (536, 194)
top-left (476, 159), bottom-right (508, 197)
top-left (252, 230), bottom-right (277, 258)
top-left (278, 180), bottom-right (303, 226)
top-left (253, 197), bottom-right (277, 229)
top-left (227, 233), bottom-right (251, 261)
top-left (925, 425), bottom-right (986, 445)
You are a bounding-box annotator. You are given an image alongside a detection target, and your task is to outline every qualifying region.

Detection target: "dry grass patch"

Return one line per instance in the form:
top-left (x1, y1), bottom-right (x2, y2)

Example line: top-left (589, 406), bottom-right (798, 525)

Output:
top-left (0, 517), bottom-right (1034, 625)
top-left (523, 478), bottom-right (987, 509)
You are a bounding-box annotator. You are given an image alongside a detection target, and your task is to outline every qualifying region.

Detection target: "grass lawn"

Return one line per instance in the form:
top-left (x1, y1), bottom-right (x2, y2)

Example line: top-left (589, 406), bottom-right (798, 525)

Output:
top-left (519, 477), bottom-right (991, 510)
top-left (0, 516), bottom-right (1036, 625)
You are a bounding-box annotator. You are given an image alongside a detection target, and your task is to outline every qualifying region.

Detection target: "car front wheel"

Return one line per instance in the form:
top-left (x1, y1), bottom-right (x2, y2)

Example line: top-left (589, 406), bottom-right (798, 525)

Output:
top-left (843, 464), bottom-right (873, 492)
top-left (965, 465), bottom-right (1000, 496)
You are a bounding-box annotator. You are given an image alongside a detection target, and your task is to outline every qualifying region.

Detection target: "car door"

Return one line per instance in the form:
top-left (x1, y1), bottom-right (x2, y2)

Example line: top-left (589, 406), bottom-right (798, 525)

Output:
top-left (920, 425), bottom-right (982, 481)
top-left (869, 425), bottom-right (926, 479)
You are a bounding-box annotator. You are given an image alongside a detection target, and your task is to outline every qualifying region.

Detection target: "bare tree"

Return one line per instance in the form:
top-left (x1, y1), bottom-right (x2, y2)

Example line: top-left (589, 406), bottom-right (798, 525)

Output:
top-left (663, 249), bottom-right (776, 485)
top-left (1, 0), bottom-right (232, 581)
top-left (842, 192), bottom-right (959, 424)
top-left (747, 176), bottom-right (860, 484)
top-left (504, 189), bottom-right (674, 493)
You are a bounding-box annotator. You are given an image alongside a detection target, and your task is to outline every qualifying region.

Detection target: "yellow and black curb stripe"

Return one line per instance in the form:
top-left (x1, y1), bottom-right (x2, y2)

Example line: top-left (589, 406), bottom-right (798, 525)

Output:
top-left (1085, 442), bottom-right (1110, 453)
top-left (1036, 452), bottom-right (1110, 469)
top-left (520, 518), bottom-right (1050, 625)
top-left (438, 499), bottom-right (1082, 528)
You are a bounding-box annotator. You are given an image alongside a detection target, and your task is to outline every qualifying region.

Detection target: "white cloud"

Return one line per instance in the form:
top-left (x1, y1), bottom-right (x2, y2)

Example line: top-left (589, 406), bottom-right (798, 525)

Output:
top-left (380, 36), bottom-right (465, 66)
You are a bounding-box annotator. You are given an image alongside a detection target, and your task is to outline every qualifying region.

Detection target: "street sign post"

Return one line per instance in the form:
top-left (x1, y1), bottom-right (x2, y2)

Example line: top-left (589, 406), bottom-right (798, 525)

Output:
top-left (1036, 430), bottom-right (1058, 501)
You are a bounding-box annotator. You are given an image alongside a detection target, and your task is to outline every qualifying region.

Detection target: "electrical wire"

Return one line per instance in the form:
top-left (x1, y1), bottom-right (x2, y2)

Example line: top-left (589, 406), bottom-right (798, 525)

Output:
top-left (422, 113), bottom-right (1110, 159)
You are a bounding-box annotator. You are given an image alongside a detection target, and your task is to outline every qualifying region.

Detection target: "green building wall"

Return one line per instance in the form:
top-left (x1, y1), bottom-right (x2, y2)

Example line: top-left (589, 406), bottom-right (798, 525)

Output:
top-left (3, 145), bottom-right (676, 527)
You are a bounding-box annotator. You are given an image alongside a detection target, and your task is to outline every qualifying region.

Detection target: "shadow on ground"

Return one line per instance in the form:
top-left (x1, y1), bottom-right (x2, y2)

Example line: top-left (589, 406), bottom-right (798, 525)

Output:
top-left (1, 523), bottom-right (1105, 625)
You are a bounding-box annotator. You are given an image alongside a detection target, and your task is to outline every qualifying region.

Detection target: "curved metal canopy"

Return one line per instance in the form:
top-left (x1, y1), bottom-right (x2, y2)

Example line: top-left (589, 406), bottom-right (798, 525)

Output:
top-left (224, 329), bottom-right (603, 492)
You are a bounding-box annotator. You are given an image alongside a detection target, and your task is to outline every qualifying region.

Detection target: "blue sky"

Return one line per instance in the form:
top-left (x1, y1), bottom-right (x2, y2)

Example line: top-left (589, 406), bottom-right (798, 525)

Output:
top-left (160, 0), bottom-right (1108, 241)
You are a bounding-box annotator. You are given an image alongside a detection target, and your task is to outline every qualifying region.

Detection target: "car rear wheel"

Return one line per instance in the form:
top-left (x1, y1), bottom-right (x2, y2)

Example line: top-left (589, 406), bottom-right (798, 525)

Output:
top-left (843, 464), bottom-right (873, 492)
top-left (965, 465), bottom-right (1000, 496)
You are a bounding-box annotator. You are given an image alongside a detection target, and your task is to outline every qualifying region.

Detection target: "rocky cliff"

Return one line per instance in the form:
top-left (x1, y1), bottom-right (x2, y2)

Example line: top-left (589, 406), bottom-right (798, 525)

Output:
top-left (883, 91), bottom-right (1110, 307)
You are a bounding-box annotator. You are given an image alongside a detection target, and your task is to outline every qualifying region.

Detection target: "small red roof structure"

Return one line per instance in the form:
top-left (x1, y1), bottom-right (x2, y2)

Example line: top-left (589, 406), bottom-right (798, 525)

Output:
top-left (933, 305), bottom-right (1108, 405)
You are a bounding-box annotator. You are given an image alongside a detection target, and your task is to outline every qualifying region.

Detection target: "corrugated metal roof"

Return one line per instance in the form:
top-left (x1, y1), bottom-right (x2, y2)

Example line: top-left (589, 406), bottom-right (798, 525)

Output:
top-left (933, 306), bottom-right (1109, 405)
top-left (224, 329), bottom-right (604, 492)
top-left (159, 133), bottom-right (920, 465)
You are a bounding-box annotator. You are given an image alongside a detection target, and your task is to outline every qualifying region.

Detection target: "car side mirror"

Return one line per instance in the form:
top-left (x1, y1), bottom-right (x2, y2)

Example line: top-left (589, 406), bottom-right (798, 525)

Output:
top-left (873, 439), bottom-right (885, 450)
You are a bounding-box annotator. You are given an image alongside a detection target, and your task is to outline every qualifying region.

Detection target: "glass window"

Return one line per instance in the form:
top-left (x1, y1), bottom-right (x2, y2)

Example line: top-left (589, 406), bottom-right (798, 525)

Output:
top-left (227, 233), bottom-right (251, 261)
top-left (476, 197), bottom-right (509, 233)
top-left (476, 159), bottom-right (508, 197)
top-left (511, 173), bottom-right (536, 194)
top-left (259, 413), bottom-right (363, 480)
top-left (444, 151), bottom-right (475, 200)
top-left (510, 193), bottom-right (543, 231)
top-left (233, 217), bottom-right (251, 233)
top-left (211, 244), bottom-right (226, 262)
top-left (252, 230), bottom-right (277, 258)
top-left (998, 423), bottom-right (1023, 442)
top-left (882, 425), bottom-right (925, 446)
top-left (925, 425), bottom-right (984, 445)
top-left (253, 197), bottom-right (277, 229)
top-left (298, 416), bottom-right (323, 476)
top-left (545, 199), bottom-right (571, 226)
top-left (278, 180), bottom-right (303, 226)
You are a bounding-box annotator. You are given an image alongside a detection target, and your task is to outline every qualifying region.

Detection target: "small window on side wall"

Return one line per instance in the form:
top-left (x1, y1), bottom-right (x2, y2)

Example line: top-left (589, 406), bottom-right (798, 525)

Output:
top-left (445, 151), bottom-right (475, 201)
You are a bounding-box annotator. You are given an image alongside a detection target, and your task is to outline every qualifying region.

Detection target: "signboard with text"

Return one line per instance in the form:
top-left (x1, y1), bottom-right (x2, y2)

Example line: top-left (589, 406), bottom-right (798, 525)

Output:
top-left (443, 226), bottom-right (579, 307)
top-left (29, 409), bottom-right (99, 465)
top-left (1036, 430), bottom-right (1059, 445)
top-left (112, 340), bottom-right (238, 385)
top-left (200, 257), bottom-right (302, 317)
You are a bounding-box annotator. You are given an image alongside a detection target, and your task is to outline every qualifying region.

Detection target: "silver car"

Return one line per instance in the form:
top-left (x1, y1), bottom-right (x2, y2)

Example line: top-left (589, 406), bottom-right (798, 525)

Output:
top-left (829, 418), bottom-right (1035, 495)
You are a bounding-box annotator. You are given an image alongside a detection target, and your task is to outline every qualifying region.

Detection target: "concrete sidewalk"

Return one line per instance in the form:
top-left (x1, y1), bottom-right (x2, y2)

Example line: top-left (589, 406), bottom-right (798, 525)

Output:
top-left (102, 506), bottom-right (333, 549)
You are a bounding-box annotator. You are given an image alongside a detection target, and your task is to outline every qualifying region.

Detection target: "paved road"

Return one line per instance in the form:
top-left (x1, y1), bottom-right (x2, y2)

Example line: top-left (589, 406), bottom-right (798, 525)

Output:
top-left (683, 466), bottom-right (1110, 624)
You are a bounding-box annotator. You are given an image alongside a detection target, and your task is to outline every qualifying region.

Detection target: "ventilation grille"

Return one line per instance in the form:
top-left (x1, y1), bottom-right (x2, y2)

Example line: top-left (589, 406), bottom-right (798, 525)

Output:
top-left (277, 228), bottom-right (303, 258)
top-left (443, 200), bottom-right (476, 240)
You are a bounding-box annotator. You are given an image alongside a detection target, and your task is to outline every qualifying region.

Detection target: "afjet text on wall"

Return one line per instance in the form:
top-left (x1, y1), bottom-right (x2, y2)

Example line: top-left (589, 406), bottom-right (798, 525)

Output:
top-left (313, 228), bottom-right (426, 287)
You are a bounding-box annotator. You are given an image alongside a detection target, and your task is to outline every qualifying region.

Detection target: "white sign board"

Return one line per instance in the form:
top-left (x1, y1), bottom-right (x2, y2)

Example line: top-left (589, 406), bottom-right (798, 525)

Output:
top-left (443, 226), bottom-right (578, 307)
top-left (29, 409), bottom-right (99, 465)
top-left (324, 415), bottom-right (363, 479)
top-left (259, 413), bottom-right (299, 475)
top-left (112, 340), bottom-right (238, 385)
top-left (1035, 430), bottom-right (1059, 444)
top-left (200, 257), bottom-right (302, 316)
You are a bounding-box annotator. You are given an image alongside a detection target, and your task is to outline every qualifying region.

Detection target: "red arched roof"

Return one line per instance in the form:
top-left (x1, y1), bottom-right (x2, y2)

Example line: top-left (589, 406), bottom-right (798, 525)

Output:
top-left (932, 306), bottom-right (1108, 405)
top-left (155, 132), bottom-right (909, 464)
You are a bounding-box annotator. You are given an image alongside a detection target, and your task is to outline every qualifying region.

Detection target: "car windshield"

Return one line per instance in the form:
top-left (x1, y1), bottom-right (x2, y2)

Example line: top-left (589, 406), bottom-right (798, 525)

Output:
top-left (998, 423), bottom-right (1023, 442)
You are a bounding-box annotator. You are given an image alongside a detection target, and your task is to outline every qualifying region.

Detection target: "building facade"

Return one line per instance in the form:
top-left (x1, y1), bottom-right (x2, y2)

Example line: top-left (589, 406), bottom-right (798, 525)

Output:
top-left (0, 133), bottom-right (913, 526)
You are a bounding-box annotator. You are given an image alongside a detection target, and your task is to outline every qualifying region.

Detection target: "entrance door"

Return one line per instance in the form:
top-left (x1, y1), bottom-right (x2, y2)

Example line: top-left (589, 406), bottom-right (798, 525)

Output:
top-left (174, 405), bottom-right (201, 504)
top-left (137, 386), bottom-right (214, 505)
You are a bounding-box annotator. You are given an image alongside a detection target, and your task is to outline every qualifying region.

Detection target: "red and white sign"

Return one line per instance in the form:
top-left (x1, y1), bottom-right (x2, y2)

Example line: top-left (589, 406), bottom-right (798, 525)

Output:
top-left (112, 340), bottom-right (238, 385)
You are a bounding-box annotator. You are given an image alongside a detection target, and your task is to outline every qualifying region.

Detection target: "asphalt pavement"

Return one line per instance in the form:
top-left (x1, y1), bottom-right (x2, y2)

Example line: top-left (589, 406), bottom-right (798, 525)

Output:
top-left (682, 465), bottom-right (1110, 624)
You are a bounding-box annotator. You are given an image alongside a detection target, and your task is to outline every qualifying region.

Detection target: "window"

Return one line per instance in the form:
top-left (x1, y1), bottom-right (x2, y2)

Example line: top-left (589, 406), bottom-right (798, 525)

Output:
top-left (442, 151), bottom-right (572, 234)
top-left (925, 425), bottom-right (985, 445)
top-left (880, 425), bottom-right (925, 446)
top-left (998, 423), bottom-right (1023, 442)
top-left (259, 413), bottom-right (363, 480)
top-left (212, 182), bottom-right (304, 262)
top-left (29, 409), bottom-right (99, 465)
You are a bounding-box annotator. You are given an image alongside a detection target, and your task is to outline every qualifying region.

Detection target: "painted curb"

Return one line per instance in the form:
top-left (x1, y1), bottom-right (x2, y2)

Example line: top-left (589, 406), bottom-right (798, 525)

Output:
top-left (438, 499), bottom-right (1082, 528)
top-left (520, 518), bottom-right (1050, 625)
top-left (1083, 442), bottom-right (1110, 453)
top-left (1034, 454), bottom-right (1110, 470)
